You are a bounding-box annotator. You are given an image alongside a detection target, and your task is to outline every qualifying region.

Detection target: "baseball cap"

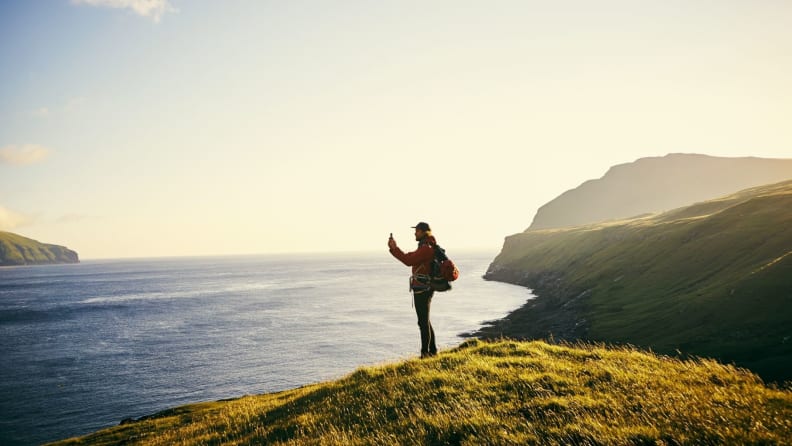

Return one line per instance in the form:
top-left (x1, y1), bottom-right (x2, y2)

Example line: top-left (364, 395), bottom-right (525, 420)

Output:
top-left (411, 222), bottom-right (431, 231)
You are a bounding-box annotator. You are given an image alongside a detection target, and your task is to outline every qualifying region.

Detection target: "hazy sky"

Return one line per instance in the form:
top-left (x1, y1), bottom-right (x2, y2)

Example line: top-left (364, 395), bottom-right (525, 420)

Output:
top-left (1, 1), bottom-right (791, 259)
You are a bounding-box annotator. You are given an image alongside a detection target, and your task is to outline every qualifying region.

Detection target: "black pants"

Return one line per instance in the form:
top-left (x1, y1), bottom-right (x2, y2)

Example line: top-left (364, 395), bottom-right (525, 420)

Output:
top-left (413, 289), bottom-right (437, 355)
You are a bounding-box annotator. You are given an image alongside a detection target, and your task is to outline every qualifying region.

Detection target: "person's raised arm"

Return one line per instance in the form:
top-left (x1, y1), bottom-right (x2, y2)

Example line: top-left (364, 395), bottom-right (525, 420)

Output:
top-left (389, 242), bottom-right (433, 267)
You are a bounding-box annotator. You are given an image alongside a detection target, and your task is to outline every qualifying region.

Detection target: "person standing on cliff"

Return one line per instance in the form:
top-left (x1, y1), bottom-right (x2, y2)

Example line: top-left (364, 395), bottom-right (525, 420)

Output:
top-left (388, 222), bottom-right (438, 358)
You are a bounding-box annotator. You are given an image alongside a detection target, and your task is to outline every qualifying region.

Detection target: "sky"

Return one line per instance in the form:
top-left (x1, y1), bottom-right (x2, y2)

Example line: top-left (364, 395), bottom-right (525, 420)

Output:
top-left (1, 0), bottom-right (791, 259)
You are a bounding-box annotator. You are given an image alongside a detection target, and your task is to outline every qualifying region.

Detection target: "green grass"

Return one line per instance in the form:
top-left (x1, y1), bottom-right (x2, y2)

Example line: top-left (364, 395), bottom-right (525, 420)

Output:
top-left (0, 230), bottom-right (79, 266)
top-left (484, 179), bottom-right (792, 383)
top-left (49, 339), bottom-right (792, 445)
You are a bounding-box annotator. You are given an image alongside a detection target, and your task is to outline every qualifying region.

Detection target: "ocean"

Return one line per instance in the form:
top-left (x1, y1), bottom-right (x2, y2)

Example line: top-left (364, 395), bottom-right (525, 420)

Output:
top-left (0, 251), bottom-right (532, 445)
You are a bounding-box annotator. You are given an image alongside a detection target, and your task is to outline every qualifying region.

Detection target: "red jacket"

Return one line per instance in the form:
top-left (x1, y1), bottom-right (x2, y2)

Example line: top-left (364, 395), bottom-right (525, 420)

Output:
top-left (390, 236), bottom-right (437, 283)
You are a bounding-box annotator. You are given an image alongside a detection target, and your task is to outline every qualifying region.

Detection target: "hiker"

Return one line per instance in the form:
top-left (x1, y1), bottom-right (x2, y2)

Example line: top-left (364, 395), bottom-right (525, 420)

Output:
top-left (388, 222), bottom-right (438, 358)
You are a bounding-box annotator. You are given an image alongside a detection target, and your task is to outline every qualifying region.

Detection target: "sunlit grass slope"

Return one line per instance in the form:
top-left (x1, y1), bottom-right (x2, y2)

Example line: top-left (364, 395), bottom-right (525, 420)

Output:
top-left (484, 179), bottom-right (792, 383)
top-left (52, 339), bottom-right (792, 445)
top-left (0, 230), bottom-right (79, 266)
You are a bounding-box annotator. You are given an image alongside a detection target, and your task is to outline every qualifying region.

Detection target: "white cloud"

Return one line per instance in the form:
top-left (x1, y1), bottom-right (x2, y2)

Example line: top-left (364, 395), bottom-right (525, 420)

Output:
top-left (0, 206), bottom-right (31, 231)
top-left (72, 0), bottom-right (176, 22)
top-left (0, 144), bottom-right (52, 166)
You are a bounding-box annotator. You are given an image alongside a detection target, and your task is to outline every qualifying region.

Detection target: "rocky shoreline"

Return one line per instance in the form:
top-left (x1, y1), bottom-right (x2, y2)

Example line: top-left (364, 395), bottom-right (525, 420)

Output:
top-left (466, 265), bottom-right (591, 341)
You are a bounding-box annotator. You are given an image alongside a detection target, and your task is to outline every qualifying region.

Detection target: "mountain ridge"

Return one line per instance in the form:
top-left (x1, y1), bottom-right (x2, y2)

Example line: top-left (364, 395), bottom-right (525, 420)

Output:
top-left (529, 153), bottom-right (792, 230)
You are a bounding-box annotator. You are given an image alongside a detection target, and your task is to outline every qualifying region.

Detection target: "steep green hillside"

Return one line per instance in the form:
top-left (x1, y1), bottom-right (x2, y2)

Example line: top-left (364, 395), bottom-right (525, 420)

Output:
top-left (50, 340), bottom-right (792, 445)
top-left (0, 231), bottom-right (79, 266)
top-left (529, 153), bottom-right (792, 230)
top-left (482, 180), bottom-right (792, 383)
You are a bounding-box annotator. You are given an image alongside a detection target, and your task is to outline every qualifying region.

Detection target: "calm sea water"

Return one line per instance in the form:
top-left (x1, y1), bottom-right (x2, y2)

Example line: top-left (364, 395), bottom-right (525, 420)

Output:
top-left (0, 251), bottom-right (532, 445)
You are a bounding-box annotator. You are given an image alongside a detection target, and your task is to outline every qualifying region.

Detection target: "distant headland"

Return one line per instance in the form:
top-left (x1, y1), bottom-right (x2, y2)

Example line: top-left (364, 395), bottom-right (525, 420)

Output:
top-left (0, 231), bottom-right (79, 266)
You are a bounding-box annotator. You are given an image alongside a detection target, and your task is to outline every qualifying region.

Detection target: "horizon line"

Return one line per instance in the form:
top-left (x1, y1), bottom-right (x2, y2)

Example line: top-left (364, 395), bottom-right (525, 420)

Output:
top-left (78, 246), bottom-right (502, 262)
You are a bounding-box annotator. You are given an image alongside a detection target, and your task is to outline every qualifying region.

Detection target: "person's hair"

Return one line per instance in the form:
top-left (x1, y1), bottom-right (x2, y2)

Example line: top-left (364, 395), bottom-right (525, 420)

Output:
top-left (424, 230), bottom-right (433, 237)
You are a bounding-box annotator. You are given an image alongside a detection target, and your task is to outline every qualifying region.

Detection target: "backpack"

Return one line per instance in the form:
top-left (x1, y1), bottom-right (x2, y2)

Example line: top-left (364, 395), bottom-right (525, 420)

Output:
top-left (429, 244), bottom-right (459, 292)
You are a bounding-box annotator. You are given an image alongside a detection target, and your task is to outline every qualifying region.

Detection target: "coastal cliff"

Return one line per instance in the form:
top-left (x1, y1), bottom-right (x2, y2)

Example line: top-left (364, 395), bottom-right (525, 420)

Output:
top-left (480, 179), bottom-right (792, 383)
top-left (0, 231), bottom-right (79, 266)
top-left (529, 153), bottom-right (792, 230)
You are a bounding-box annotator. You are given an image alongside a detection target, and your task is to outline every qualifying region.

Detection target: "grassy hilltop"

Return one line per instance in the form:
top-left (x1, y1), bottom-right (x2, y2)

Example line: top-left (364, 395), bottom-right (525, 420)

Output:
top-left (481, 179), bottom-right (792, 383)
top-left (51, 339), bottom-right (792, 445)
top-left (0, 230), bottom-right (79, 266)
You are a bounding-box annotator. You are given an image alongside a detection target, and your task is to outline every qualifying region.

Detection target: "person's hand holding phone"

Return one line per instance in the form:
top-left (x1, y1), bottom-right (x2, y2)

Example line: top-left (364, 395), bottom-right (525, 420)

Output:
top-left (388, 233), bottom-right (397, 250)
